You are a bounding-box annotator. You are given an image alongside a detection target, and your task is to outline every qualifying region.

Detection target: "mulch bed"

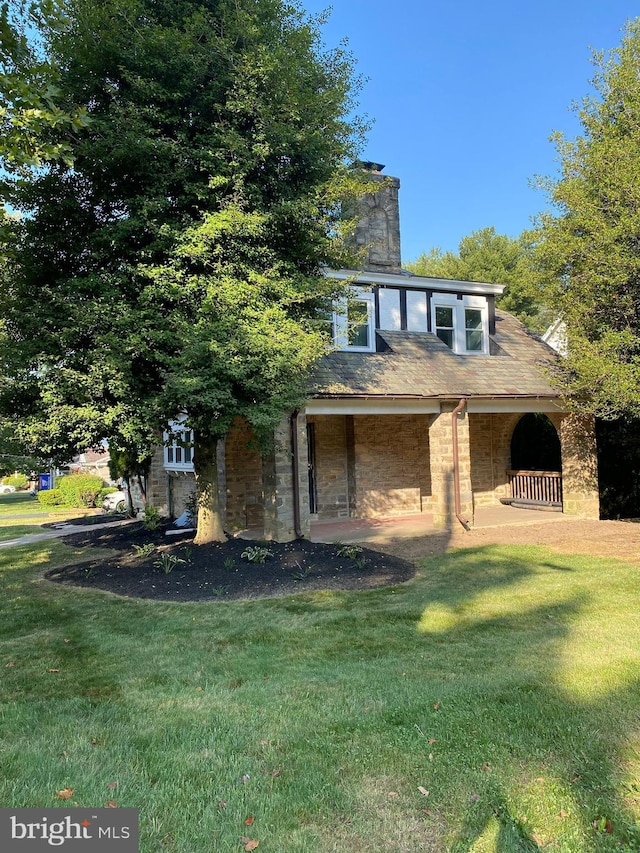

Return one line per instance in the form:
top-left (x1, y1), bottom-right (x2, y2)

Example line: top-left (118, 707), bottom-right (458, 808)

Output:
top-left (45, 520), bottom-right (415, 602)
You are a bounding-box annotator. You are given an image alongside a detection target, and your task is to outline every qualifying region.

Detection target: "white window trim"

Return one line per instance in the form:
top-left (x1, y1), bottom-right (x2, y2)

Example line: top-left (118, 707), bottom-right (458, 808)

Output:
top-left (332, 289), bottom-right (376, 352)
top-left (431, 293), bottom-right (489, 355)
top-left (163, 416), bottom-right (195, 472)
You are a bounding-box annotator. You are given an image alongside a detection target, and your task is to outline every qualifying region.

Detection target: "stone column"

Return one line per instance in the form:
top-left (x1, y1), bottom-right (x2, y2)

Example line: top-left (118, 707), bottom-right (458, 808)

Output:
top-left (556, 413), bottom-right (600, 518)
top-left (429, 403), bottom-right (474, 530)
top-left (262, 411), bottom-right (311, 542)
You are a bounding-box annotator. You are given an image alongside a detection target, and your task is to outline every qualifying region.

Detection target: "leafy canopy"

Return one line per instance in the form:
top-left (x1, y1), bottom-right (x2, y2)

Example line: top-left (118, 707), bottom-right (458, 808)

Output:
top-left (535, 19), bottom-right (640, 417)
top-left (407, 227), bottom-right (550, 334)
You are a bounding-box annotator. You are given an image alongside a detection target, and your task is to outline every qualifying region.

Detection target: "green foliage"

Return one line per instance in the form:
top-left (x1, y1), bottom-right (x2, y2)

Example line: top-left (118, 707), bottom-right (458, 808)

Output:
top-left (56, 473), bottom-right (103, 507)
top-left (142, 505), bottom-right (161, 531)
top-left (1, 472), bottom-right (28, 490)
top-left (132, 542), bottom-right (156, 559)
top-left (534, 20), bottom-right (640, 417)
top-left (0, 0), bottom-right (91, 176)
top-left (0, 0), bottom-right (367, 541)
top-left (154, 552), bottom-right (185, 574)
top-left (241, 545), bottom-right (273, 564)
top-left (36, 487), bottom-right (63, 506)
top-left (407, 227), bottom-right (552, 334)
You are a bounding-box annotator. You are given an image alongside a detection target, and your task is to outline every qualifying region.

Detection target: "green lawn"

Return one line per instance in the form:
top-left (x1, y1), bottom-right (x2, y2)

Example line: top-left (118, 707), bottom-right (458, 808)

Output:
top-left (0, 536), bottom-right (638, 852)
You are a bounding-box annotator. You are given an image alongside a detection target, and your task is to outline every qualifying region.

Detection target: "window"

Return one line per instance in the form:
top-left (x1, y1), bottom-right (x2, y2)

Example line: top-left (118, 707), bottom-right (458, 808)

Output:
top-left (332, 290), bottom-right (375, 352)
top-left (164, 418), bottom-right (195, 471)
top-left (431, 294), bottom-right (489, 354)
top-left (435, 305), bottom-right (454, 348)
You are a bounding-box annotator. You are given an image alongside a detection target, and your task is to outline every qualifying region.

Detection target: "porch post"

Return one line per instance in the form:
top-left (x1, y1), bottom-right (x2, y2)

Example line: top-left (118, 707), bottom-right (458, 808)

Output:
top-left (429, 402), bottom-right (474, 530)
top-left (557, 413), bottom-right (600, 519)
top-left (262, 410), bottom-right (311, 542)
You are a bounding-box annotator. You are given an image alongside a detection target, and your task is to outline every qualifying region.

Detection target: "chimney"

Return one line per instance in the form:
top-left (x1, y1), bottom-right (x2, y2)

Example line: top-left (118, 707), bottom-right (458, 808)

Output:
top-left (349, 162), bottom-right (402, 274)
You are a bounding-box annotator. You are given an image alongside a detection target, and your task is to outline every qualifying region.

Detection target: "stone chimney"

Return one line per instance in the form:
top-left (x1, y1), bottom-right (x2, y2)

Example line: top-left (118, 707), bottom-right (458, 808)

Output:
top-left (349, 162), bottom-right (402, 274)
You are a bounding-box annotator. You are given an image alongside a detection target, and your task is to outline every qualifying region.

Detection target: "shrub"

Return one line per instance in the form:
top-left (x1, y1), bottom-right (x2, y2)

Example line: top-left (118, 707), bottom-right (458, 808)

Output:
top-left (57, 474), bottom-right (104, 507)
top-left (37, 488), bottom-right (64, 507)
top-left (2, 473), bottom-right (29, 491)
top-left (142, 505), bottom-right (161, 531)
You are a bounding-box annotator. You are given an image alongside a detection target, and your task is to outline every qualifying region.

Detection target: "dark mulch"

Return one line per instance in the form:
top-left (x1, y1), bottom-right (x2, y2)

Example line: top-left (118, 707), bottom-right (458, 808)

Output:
top-left (45, 520), bottom-right (415, 602)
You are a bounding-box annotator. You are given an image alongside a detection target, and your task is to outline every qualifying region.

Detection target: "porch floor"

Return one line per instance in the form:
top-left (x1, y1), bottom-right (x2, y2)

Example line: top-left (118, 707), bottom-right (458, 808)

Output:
top-left (310, 504), bottom-right (566, 545)
top-left (237, 504), bottom-right (568, 545)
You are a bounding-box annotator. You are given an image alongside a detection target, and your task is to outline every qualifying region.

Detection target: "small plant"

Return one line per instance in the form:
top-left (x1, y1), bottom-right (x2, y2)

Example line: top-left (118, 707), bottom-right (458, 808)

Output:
top-left (223, 556), bottom-right (235, 572)
top-left (211, 585), bottom-right (229, 597)
top-left (337, 544), bottom-right (364, 560)
top-left (132, 543), bottom-right (156, 559)
top-left (154, 553), bottom-right (186, 574)
top-left (292, 562), bottom-right (312, 581)
top-left (241, 545), bottom-right (274, 564)
top-left (142, 505), bottom-right (161, 531)
top-left (181, 546), bottom-right (193, 562)
top-left (354, 556), bottom-right (367, 570)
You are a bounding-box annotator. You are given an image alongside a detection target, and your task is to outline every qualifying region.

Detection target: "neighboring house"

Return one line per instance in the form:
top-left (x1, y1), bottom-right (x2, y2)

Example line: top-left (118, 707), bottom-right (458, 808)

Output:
top-left (147, 166), bottom-right (600, 540)
top-left (542, 318), bottom-right (567, 355)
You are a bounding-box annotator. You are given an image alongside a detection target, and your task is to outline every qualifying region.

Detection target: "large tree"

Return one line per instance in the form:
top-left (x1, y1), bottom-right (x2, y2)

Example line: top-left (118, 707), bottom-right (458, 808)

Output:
top-left (534, 19), bottom-right (640, 417)
top-left (0, 0), bottom-right (365, 542)
top-left (407, 227), bottom-right (550, 334)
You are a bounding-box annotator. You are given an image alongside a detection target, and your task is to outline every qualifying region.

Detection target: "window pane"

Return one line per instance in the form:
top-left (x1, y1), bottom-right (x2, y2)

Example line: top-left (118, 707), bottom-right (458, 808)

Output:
top-left (466, 330), bottom-right (483, 351)
top-left (437, 328), bottom-right (454, 349)
top-left (167, 446), bottom-right (174, 463)
top-left (465, 309), bottom-right (482, 330)
top-left (435, 306), bottom-right (453, 328)
top-left (347, 301), bottom-right (370, 347)
top-left (175, 446), bottom-right (182, 463)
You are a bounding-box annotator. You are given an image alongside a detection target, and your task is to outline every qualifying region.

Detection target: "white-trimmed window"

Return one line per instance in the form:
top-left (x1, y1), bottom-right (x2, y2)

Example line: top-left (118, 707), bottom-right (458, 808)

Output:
top-left (164, 417), bottom-right (195, 471)
top-left (332, 290), bottom-right (375, 352)
top-left (431, 293), bottom-right (489, 354)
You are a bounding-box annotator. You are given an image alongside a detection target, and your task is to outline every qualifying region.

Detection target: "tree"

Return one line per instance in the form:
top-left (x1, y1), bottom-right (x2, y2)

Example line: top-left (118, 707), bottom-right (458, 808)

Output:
top-left (0, 0), bottom-right (89, 176)
top-left (534, 19), bottom-right (640, 418)
top-left (0, 0), bottom-right (365, 542)
top-left (407, 227), bottom-right (551, 333)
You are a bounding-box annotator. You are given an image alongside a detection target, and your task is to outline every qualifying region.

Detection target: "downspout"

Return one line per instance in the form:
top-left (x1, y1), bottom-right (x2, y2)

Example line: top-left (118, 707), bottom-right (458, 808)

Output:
top-left (290, 409), bottom-right (304, 539)
top-left (452, 398), bottom-right (471, 531)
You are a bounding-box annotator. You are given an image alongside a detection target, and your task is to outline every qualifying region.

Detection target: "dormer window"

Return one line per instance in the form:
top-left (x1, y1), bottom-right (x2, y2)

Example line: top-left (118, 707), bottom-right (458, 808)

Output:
top-left (431, 293), bottom-right (489, 355)
top-left (331, 290), bottom-right (375, 352)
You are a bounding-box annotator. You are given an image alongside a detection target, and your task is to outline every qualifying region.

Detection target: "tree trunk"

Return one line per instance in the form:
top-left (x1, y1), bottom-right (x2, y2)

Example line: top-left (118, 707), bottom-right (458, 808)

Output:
top-left (193, 432), bottom-right (226, 544)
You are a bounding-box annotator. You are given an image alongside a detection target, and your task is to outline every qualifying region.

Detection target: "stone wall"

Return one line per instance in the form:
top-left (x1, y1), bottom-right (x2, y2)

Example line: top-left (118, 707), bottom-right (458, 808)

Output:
top-left (352, 414), bottom-right (431, 516)
top-left (225, 418), bottom-right (264, 530)
top-left (429, 404), bottom-right (472, 530)
top-left (469, 413), bottom-right (520, 507)
top-left (307, 415), bottom-right (349, 518)
top-left (349, 171), bottom-right (402, 274)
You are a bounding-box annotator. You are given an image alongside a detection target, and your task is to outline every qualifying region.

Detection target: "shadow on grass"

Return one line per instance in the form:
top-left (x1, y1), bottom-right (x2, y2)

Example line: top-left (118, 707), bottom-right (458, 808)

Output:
top-left (416, 545), bottom-right (640, 852)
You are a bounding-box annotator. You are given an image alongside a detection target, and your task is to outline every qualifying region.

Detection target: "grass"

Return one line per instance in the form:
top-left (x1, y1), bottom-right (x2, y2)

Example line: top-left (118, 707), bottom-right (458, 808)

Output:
top-left (0, 537), bottom-right (639, 852)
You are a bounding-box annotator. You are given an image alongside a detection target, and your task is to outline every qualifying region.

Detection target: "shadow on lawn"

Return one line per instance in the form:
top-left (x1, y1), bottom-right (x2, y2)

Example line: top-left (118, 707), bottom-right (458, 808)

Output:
top-left (418, 545), bottom-right (640, 852)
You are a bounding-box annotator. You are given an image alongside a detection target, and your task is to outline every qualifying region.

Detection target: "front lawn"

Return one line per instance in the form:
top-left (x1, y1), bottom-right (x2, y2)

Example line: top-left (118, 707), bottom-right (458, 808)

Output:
top-left (0, 538), bottom-right (638, 852)
top-left (0, 490), bottom-right (101, 523)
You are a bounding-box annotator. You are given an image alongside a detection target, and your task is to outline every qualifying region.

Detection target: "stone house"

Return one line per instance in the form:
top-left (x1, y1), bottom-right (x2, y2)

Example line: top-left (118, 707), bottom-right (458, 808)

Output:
top-left (147, 166), bottom-right (600, 539)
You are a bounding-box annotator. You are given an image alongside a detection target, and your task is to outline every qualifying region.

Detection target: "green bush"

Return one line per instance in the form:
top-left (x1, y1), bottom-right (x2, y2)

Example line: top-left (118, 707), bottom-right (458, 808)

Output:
top-left (37, 488), bottom-right (64, 506)
top-left (2, 473), bottom-right (29, 491)
top-left (56, 473), bottom-right (104, 507)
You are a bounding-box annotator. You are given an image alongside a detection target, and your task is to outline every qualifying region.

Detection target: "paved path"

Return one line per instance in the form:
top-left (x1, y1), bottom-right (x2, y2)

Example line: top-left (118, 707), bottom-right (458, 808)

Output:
top-left (0, 518), bottom-right (137, 550)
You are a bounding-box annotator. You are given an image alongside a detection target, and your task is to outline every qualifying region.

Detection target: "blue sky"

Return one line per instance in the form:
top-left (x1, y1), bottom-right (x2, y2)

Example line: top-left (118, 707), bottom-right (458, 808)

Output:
top-left (303, 0), bottom-right (640, 264)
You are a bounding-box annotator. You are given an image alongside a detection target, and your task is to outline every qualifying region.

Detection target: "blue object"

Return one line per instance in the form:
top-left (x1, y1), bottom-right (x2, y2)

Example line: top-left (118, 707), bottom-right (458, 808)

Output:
top-left (38, 473), bottom-right (52, 491)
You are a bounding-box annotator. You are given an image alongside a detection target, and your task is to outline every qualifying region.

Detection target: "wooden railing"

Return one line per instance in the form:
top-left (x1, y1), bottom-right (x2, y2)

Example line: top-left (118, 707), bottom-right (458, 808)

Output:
top-left (506, 470), bottom-right (563, 508)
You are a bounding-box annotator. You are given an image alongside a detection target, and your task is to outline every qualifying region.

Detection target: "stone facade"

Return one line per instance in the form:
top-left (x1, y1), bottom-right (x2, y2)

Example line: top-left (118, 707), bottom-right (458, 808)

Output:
top-left (262, 412), bottom-right (310, 541)
top-left (349, 171), bottom-right (402, 274)
top-left (225, 418), bottom-right (263, 530)
top-left (307, 413), bottom-right (432, 519)
top-left (428, 404), bottom-right (473, 530)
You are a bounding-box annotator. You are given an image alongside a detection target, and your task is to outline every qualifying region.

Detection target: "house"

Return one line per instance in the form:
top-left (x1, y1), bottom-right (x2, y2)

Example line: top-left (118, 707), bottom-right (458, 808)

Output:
top-left (146, 165), bottom-right (600, 540)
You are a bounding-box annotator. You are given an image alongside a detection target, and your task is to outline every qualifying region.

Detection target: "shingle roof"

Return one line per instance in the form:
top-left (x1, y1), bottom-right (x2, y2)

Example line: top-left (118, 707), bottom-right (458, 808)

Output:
top-left (311, 311), bottom-right (559, 399)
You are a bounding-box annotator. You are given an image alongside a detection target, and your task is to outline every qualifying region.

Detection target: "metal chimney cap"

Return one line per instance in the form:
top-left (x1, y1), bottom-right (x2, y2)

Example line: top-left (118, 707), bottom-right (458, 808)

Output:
top-left (353, 160), bottom-right (385, 173)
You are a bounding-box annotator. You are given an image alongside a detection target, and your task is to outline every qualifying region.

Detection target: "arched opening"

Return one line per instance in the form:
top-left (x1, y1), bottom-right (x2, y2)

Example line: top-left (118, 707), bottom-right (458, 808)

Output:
top-left (511, 413), bottom-right (561, 471)
top-left (505, 414), bottom-right (563, 509)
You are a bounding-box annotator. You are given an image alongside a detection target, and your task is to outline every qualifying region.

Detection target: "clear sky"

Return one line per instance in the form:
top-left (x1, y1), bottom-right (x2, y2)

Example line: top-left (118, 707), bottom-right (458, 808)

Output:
top-left (303, 0), bottom-right (640, 264)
